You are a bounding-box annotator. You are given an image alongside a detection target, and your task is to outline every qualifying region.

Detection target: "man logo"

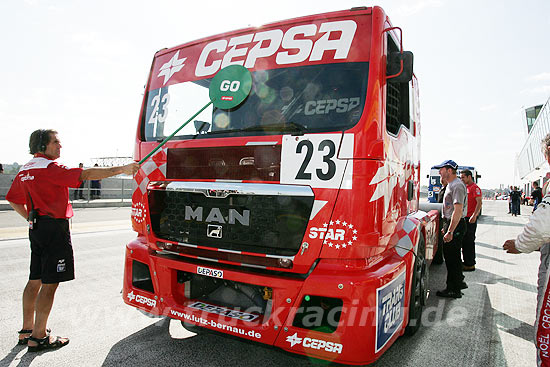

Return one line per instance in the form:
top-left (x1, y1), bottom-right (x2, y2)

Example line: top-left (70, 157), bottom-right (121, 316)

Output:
top-left (207, 224), bottom-right (223, 238)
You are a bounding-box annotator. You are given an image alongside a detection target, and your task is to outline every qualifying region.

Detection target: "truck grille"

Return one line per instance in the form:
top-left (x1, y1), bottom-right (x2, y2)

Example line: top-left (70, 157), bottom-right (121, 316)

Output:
top-left (149, 182), bottom-right (314, 256)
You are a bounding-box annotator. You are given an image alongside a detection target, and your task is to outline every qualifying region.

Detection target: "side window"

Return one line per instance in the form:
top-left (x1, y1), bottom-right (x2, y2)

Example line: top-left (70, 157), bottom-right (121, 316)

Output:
top-left (386, 35), bottom-right (411, 135)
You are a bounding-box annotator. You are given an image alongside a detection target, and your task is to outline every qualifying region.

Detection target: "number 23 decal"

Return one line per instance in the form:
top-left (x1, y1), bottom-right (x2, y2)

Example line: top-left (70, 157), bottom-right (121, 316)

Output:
top-left (281, 134), bottom-right (354, 189)
top-left (295, 139), bottom-right (336, 181)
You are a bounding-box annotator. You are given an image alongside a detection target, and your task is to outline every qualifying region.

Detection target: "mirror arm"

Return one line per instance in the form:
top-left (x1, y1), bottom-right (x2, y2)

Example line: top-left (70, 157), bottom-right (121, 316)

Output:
top-left (383, 26), bottom-right (405, 80)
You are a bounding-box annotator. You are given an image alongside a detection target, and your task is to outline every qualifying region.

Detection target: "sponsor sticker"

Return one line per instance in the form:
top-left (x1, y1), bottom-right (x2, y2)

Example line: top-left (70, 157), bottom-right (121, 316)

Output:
top-left (188, 301), bottom-right (259, 321)
top-left (170, 309), bottom-right (262, 339)
top-left (308, 218), bottom-right (358, 250)
top-left (375, 270), bottom-right (406, 352)
top-left (197, 266), bottom-right (224, 279)
top-left (127, 291), bottom-right (157, 308)
top-left (285, 332), bottom-right (343, 354)
top-left (131, 202), bottom-right (147, 224)
top-left (57, 259), bottom-right (66, 273)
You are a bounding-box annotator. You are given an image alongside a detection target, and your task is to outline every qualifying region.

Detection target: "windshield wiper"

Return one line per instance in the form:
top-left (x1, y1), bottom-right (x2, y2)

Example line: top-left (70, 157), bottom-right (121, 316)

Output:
top-left (206, 122), bottom-right (306, 135)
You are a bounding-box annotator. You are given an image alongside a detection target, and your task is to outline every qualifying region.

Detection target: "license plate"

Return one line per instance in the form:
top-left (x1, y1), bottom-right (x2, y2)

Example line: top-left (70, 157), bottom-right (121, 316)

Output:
top-left (197, 266), bottom-right (224, 279)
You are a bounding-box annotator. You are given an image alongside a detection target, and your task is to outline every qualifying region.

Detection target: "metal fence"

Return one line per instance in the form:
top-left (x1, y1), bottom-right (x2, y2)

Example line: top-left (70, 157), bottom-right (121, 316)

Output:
top-left (0, 175), bottom-right (136, 203)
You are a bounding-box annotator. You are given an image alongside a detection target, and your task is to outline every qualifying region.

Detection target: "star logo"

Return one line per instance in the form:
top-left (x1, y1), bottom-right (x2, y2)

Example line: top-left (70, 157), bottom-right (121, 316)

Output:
top-left (157, 51), bottom-right (186, 85)
top-left (311, 219), bottom-right (359, 251)
top-left (127, 291), bottom-right (136, 302)
top-left (286, 333), bottom-right (303, 347)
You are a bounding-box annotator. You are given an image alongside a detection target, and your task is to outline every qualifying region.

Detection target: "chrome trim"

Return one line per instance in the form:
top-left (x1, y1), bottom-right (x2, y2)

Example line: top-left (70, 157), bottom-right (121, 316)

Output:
top-left (163, 181), bottom-right (313, 198)
top-left (178, 242), bottom-right (197, 248)
top-left (156, 250), bottom-right (267, 270)
top-left (197, 256), bottom-right (219, 262)
top-left (245, 141), bottom-right (278, 146)
top-left (265, 254), bottom-right (295, 260)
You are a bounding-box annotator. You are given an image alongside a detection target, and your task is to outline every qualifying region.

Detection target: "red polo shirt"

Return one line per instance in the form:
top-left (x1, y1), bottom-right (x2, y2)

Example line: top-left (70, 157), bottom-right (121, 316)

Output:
top-left (6, 154), bottom-right (83, 219)
top-left (466, 182), bottom-right (482, 218)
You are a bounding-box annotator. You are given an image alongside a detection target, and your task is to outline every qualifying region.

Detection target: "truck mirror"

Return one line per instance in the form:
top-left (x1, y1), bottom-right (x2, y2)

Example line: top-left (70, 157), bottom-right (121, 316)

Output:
top-left (387, 51), bottom-right (413, 83)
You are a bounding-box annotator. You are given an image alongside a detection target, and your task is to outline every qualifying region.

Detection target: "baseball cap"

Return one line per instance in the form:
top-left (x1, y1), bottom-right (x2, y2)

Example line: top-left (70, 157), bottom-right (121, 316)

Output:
top-left (432, 160), bottom-right (458, 170)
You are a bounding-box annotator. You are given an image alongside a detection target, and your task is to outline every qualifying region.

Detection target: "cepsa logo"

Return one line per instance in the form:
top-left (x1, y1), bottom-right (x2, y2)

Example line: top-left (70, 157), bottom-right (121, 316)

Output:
top-left (127, 291), bottom-right (156, 308)
top-left (153, 20), bottom-right (358, 85)
top-left (195, 20), bottom-right (357, 77)
top-left (286, 333), bottom-right (343, 354)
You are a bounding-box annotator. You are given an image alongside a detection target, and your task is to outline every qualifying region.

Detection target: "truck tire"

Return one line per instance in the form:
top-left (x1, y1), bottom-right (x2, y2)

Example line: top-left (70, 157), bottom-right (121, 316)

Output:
top-left (405, 234), bottom-right (427, 336)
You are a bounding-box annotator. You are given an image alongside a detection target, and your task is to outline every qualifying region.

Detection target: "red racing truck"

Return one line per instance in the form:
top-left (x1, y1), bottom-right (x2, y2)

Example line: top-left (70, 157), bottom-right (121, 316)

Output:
top-left (124, 6), bottom-right (440, 365)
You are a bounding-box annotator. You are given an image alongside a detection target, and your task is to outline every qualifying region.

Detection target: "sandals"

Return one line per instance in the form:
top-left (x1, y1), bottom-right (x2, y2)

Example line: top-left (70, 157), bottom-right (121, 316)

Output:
top-left (27, 335), bottom-right (69, 352)
top-left (17, 328), bottom-right (50, 345)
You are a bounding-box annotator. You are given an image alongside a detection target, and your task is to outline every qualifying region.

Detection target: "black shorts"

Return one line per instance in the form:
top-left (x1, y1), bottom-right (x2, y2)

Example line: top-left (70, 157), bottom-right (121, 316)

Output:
top-left (29, 217), bottom-right (75, 284)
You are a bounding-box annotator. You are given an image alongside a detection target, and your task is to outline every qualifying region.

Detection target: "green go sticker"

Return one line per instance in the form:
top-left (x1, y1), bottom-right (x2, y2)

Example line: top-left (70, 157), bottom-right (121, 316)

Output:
top-left (209, 65), bottom-right (252, 109)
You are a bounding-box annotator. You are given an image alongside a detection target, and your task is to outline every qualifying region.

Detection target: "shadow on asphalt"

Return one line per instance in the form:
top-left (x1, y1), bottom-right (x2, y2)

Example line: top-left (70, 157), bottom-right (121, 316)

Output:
top-left (101, 318), bottom-right (332, 367)
top-left (478, 216), bottom-right (527, 228)
top-left (0, 342), bottom-right (60, 367)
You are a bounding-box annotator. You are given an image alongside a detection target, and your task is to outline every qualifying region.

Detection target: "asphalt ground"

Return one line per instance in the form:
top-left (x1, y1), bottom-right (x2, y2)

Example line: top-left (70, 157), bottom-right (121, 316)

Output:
top-left (0, 202), bottom-right (539, 366)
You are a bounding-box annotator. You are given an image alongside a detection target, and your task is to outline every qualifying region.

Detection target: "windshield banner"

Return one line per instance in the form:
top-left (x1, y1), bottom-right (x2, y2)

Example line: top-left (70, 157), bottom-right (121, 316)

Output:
top-left (150, 15), bottom-right (371, 90)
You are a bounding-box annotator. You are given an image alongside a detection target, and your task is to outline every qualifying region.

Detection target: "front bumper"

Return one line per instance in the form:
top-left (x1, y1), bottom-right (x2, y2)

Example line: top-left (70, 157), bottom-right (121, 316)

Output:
top-left (123, 236), bottom-right (412, 365)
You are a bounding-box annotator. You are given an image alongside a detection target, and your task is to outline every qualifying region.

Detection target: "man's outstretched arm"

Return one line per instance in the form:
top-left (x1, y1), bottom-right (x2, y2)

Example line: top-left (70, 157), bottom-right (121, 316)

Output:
top-left (79, 163), bottom-right (139, 181)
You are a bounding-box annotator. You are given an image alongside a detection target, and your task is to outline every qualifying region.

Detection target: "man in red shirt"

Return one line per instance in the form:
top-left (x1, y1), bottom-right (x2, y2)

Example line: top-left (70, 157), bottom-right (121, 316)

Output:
top-left (460, 169), bottom-right (483, 271)
top-left (7, 129), bottom-right (139, 351)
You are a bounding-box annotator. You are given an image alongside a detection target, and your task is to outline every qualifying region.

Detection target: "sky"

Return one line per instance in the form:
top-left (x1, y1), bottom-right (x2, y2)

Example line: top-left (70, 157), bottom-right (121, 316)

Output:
top-left (1, 0), bottom-right (549, 189)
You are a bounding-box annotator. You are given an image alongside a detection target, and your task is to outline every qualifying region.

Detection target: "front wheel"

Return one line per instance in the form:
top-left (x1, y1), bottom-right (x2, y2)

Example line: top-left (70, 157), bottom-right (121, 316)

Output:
top-left (405, 234), bottom-right (427, 336)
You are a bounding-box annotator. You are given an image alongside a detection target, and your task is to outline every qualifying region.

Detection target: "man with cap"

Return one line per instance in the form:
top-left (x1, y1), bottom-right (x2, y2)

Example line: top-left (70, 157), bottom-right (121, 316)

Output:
top-left (434, 159), bottom-right (468, 298)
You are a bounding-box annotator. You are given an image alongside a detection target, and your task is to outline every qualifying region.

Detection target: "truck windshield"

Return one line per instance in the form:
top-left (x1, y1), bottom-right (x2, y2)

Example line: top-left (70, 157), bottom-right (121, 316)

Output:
top-left (142, 62), bottom-right (368, 141)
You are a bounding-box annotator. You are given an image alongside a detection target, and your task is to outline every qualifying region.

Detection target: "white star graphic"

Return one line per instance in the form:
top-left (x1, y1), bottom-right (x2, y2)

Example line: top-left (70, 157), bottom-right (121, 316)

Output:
top-left (348, 224), bottom-right (354, 229)
top-left (286, 333), bottom-right (303, 347)
top-left (329, 221), bottom-right (334, 225)
top-left (368, 142), bottom-right (406, 216)
top-left (342, 244), bottom-right (347, 248)
top-left (342, 221), bottom-right (347, 226)
top-left (353, 236), bottom-right (357, 241)
top-left (323, 223), bottom-right (328, 228)
top-left (353, 229), bottom-right (358, 234)
top-left (336, 244), bottom-right (340, 249)
top-left (348, 240), bottom-right (352, 245)
top-left (158, 51), bottom-right (186, 85)
top-left (328, 242), bottom-right (334, 247)
top-left (335, 219), bottom-right (341, 224)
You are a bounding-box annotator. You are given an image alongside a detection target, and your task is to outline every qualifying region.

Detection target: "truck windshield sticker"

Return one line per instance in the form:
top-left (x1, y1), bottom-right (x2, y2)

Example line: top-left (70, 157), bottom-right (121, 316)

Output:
top-left (281, 134), bottom-right (353, 189)
top-left (195, 20), bottom-right (357, 77)
top-left (158, 50), bottom-right (187, 85)
top-left (299, 97), bottom-right (361, 116)
top-left (375, 270), bottom-right (406, 352)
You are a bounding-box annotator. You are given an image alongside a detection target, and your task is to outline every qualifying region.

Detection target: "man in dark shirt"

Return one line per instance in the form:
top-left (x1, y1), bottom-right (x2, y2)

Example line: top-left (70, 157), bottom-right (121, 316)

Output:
top-left (532, 181), bottom-right (543, 211)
